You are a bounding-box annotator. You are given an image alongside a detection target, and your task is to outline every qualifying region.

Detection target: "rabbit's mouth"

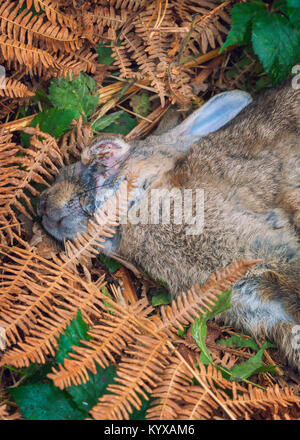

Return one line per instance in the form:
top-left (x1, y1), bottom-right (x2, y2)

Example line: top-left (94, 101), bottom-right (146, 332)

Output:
top-left (41, 207), bottom-right (90, 243)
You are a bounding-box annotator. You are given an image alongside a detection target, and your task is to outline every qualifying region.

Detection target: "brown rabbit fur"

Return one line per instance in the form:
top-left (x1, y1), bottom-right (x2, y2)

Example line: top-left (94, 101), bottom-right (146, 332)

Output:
top-left (39, 82), bottom-right (300, 372)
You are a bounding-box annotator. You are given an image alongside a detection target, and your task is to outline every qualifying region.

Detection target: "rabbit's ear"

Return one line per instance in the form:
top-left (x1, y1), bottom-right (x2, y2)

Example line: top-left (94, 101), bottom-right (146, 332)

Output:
top-left (166, 90), bottom-right (252, 149)
top-left (81, 136), bottom-right (130, 173)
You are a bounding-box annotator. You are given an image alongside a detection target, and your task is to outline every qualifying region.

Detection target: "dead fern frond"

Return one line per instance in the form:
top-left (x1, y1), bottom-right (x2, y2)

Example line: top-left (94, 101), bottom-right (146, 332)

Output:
top-left (53, 47), bottom-right (100, 80)
top-left (88, 259), bottom-right (260, 420)
top-left (0, 404), bottom-right (21, 420)
top-left (0, 244), bottom-right (108, 364)
top-left (63, 173), bottom-right (138, 268)
top-left (218, 383), bottom-right (300, 419)
top-left (0, 35), bottom-right (59, 75)
top-left (123, 33), bottom-right (166, 105)
top-left (23, 0), bottom-right (78, 30)
top-left (0, 77), bottom-right (34, 98)
top-left (146, 355), bottom-right (194, 420)
top-left (90, 333), bottom-right (172, 420)
top-left (60, 116), bottom-right (94, 163)
top-left (48, 297), bottom-right (153, 389)
top-left (0, 1), bottom-right (81, 52)
top-left (0, 128), bottom-right (63, 243)
top-left (158, 259), bottom-right (262, 335)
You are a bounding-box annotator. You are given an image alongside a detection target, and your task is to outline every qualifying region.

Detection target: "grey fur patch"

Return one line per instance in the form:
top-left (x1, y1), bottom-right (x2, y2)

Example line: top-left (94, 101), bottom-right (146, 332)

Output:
top-left (221, 279), bottom-right (295, 334)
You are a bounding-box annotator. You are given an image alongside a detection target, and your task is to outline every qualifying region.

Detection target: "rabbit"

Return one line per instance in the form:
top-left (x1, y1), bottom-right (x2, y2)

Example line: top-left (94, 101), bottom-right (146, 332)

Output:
top-left (38, 81), bottom-right (300, 372)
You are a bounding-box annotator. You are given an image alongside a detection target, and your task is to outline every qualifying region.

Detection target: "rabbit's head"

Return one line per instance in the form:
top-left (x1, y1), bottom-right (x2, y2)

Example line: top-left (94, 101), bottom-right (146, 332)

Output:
top-left (38, 90), bottom-right (252, 249)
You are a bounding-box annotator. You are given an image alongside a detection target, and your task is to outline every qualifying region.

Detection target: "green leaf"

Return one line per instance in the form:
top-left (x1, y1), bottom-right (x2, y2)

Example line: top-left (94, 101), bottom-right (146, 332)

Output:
top-left (191, 318), bottom-right (212, 365)
top-left (101, 111), bottom-right (137, 136)
top-left (230, 342), bottom-right (276, 381)
top-left (220, 1), bottom-right (266, 52)
top-left (48, 73), bottom-right (99, 122)
top-left (99, 254), bottom-right (121, 273)
top-left (97, 42), bottom-right (115, 65)
top-left (130, 93), bottom-right (151, 118)
top-left (218, 335), bottom-right (276, 351)
top-left (10, 312), bottom-right (120, 420)
top-left (177, 326), bottom-right (187, 338)
top-left (92, 110), bottom-right (124, 132)
top-left (22, 362), bottom-right (54, 384)
top-left (252, 12), bottom-right (300, 83)
top-left (218, 335), bottom-right (260, 351)
top-left (10, 383), bottom-right (86, 420)
top-left (192, 290), bottom-right (232, 365)
top-left (56, 310), bottom-right (90, 365)
top-left (130, 395), bottom-right (154, 420)
top-left (32, 108), bottom-right (77, 138)
top-left (287, 0), bottom-right (300, 27)
top-left (151, 290), bottom-right (172, 306)
top-left (203, 289), bottom-right (232, 320)
top-left (67, 365), bottom-right (116, 413)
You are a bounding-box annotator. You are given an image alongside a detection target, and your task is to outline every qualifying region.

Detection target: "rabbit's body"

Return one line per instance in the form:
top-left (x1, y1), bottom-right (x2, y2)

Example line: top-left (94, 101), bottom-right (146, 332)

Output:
top-left (39, 83), bottom-right (300, 371)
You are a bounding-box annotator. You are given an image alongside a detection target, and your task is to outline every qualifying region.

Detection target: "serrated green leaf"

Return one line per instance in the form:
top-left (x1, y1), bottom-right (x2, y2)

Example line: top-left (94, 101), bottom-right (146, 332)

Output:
top-left (92, 110), bottom-right (124, 132)
top-left (20, 107), bottom-right (77, 147)
top-left (23, 362), bottom-right (54, 384)
top-left (10, 383), bottom-right (86, 420)
top-left (48, 73), bottom-right (99, 122)
top-left (220, 1), bottom-right (266, 52)
top-left (287, 0), bottom-right (300, 27)
top-left (32, 108), bottom-right (77, 138)
top-left (56, 310), bottom-right (90, 365)
top-left (252, 12), bottom-right (300, 83)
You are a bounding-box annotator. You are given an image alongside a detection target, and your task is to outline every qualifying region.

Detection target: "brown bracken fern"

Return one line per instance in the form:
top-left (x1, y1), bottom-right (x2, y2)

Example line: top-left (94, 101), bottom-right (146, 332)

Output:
top-left (1, 125), bottom-right (300, 419)
top-left (0, 0), bottom-right (233, 119)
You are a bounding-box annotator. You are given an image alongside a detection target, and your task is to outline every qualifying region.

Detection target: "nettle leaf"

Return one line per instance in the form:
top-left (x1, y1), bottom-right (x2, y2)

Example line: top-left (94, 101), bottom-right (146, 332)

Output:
top-left (21, 107), bottom-right (77, 147)
top-left (49, 73), bottom-right (99, 122)
top-left (220, 1), bottom-right (266, 52)
top-left (252, 12), bottom-right (300, 83)
top-left (287, 0), bottom-right (300, 27)
top-left (32, 108), bottom-right (77, 138)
